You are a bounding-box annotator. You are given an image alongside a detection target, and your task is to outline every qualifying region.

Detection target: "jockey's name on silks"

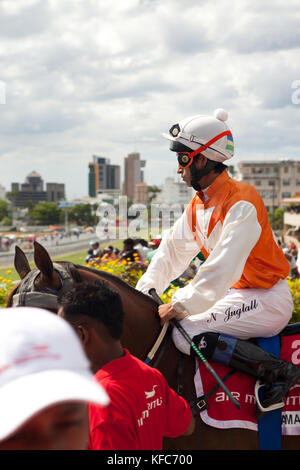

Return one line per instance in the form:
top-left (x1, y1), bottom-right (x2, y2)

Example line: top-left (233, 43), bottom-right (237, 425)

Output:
top-left (207, 299), bottom-right (259, 325)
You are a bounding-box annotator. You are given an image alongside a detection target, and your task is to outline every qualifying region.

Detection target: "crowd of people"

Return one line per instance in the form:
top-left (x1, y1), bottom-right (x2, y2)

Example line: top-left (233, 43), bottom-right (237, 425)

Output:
top-left (85, 236), bottom-right (162, 265)
top-left (279, 238), bottom-right (300, 279)
top-left (85, 236), bottom-right (203, 289)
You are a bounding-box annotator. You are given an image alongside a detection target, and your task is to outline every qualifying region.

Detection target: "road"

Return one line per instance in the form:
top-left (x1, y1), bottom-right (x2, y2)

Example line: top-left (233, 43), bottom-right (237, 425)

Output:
top-left (0, 232), bottom-right (99, 267)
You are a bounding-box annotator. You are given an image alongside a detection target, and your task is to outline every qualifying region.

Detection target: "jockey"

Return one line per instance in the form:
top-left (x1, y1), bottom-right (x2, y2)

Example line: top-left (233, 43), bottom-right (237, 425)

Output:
top-left (136, 108), bottom-right (300, 415)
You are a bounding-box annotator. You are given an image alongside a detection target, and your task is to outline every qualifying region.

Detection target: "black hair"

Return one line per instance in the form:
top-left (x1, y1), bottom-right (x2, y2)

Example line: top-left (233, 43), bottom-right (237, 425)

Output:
top-left (58, 280), bottom-right (124, 339)
top-left (212, 162), bottom-right (227, 174)
top-left (123, 238), bottom-right (134, 248)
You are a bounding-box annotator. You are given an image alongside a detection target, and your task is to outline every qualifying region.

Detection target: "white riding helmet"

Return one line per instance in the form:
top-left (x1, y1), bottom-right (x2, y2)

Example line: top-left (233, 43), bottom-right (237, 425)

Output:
top-left (162, 108), bottom-right (234, 163)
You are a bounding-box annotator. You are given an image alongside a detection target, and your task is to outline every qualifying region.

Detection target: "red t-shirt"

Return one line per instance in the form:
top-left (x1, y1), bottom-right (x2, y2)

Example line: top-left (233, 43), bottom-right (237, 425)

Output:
top-left (88, 349), bottom-right (192, 450)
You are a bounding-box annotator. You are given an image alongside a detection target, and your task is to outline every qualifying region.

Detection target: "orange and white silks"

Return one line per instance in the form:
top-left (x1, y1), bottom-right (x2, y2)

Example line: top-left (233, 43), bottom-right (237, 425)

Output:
top-left (136, 171), bottom-right (290, 317)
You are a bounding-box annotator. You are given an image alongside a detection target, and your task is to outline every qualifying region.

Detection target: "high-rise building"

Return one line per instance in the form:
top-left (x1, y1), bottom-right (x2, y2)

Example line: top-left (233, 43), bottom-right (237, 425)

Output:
top-left (11, 172), bottom-right (65, 208)
top-left (46, 183), bottom-right (65, 203)
top-left (88, 155), bottom-right (120, 197)
top-left (122, 152), bottom-right (146, 202)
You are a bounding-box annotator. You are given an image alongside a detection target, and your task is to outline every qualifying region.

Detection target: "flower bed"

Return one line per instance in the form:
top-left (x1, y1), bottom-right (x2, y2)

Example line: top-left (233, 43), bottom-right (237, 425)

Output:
top-left (1, 260), bottom-right (300, 325)
top-left (0, 270), bottom-right (15, 307)
top-left (88, 258), bottom-right (148, 287)
top-left (287, 278), bottom-right (300, 324)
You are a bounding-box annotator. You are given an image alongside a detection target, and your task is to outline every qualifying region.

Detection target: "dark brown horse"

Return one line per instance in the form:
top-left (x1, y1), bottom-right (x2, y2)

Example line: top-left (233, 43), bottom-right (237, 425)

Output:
top-left (6, 241), bottom-right (300, 450)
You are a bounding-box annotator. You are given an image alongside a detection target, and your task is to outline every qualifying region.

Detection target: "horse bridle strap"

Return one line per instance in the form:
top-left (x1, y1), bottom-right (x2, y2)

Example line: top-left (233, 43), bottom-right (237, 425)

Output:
top-left (12, 291), bottom-right (59, 310)
top-left (12, 263), bottom-right (75, 309)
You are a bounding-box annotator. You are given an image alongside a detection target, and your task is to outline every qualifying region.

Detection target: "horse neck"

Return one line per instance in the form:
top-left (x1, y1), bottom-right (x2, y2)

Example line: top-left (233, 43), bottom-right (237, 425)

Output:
top-left (77, 268), bottom-right (162, 361)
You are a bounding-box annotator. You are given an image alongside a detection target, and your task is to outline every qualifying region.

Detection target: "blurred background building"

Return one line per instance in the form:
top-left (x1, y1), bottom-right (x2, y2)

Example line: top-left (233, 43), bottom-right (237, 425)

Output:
top-left (122, 152), bottom-right (146, 202)
top-left (11, 171), bottom-right (65, 208)
top-left (88, 155), bottom-right (120, 198)
top-left (237, 159), bottom-right (300, 212)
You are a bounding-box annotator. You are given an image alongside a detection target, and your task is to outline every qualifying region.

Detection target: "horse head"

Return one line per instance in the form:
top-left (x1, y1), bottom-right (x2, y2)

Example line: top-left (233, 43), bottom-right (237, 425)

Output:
top-left (14, 241), bottom-right (62, 290)
top-left (7, 241), bottom-right (76, 310)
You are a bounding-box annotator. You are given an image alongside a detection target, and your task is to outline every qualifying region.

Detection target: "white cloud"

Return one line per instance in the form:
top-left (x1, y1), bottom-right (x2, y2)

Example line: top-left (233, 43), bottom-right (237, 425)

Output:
top-left (0, 0), bottom-right (300, 199)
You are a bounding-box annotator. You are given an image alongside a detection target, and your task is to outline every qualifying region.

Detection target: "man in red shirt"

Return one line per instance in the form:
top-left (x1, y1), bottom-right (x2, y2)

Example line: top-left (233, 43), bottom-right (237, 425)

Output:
top-left (58, 280), bottom-right (194, 450)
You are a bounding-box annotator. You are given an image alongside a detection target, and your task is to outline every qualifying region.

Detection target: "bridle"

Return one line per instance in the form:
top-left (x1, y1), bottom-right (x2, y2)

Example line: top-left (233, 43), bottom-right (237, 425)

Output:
top-left (11, 263), bottom-right (76, 310)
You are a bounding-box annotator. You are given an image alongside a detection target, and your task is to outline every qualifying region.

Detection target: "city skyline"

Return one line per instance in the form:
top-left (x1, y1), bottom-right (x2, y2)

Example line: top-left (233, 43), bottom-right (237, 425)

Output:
top-left (0, 1), bottom-right (300, 200)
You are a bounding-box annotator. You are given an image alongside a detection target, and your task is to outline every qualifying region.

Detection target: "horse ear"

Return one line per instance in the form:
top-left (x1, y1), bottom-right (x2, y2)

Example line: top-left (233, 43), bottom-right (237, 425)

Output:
top-left (33, 241), bottom-right (54, 279)
top-left (14, 246), bottom-right (31, 280)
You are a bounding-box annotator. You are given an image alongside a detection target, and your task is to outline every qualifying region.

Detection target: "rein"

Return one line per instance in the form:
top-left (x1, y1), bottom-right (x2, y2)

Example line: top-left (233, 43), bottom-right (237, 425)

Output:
top-left (144, 322), bottom-right (171, 365)
top-left (148, 289), bottom-right (240, 413)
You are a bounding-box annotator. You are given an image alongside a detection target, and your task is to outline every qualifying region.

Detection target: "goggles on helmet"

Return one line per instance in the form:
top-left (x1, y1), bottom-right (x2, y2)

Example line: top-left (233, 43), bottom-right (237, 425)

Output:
top-left (177, 152), bottom-right (194, 168)
top-left (176, 145), bottom-right (208, 168)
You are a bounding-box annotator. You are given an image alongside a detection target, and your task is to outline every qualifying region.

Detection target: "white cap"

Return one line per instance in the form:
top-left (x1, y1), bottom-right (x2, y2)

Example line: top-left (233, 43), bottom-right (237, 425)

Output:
top-left (162, 108), bottom-right (234, 162)
top-left (0, 307), bottom-right (109, 441)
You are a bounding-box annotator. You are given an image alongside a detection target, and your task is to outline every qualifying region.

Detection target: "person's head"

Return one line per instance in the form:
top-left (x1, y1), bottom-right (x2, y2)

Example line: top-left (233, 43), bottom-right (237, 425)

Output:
top-left (0, 307), bottom-right (109, 450)
top-left (294, 230), bottom-right (300, 243)
top-left (58, 281), bottom-right (124, 372)
top-left (139, 239), bottom-right (149, 247)
top-left (162, 108), bottom-right (234, 191)
top-left (151, 238), bottom-right (161, 249)
top-left (123, 238), bottom-right (134, 250)
top-left (90, 241), bottom-right (99, 249)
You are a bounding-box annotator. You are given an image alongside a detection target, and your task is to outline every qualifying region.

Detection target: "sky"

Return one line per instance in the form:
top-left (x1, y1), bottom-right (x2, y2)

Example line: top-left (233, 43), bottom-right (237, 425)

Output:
top-left (0, 0), bottom-right (300, 200)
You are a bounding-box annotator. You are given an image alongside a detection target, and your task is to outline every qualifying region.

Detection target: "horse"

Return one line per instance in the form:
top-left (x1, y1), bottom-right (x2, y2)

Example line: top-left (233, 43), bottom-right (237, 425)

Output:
top-left (6, 241), bottom-right (300, 450)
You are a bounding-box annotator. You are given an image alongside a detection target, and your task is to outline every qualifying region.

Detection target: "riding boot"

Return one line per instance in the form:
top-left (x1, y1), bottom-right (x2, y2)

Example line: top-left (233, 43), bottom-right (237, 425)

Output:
top-left (191, 332), bottom-right (300, 414)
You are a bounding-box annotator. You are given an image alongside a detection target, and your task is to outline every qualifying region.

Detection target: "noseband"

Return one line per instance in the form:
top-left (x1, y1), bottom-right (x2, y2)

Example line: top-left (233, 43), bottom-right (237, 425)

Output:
top-left (11, 263), bottom-right (76, 310)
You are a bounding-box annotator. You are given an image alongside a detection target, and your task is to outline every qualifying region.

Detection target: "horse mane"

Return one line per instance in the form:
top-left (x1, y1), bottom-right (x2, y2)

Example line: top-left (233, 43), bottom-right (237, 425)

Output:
top-left (74, 263), bottom-right (158, 307)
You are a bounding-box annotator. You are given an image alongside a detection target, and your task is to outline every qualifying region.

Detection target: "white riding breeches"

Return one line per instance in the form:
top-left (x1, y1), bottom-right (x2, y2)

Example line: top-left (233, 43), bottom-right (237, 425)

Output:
top-left (172, 279), bottom-right (294, 355)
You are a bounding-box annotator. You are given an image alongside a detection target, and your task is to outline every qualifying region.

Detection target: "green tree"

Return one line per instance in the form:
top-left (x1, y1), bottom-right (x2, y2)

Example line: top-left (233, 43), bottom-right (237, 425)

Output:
top-left (31, 202), bottom-right (62, 225)
top-left (0, 200), bottom-right (9, 221)
top-left (6, 190), bottom-right (18, 204)
top-left (1, 216), bottom-right (12, 226)
top-left (268, 207), bottom-right (285, 231)
top-left (68, 204), bottom-right (98, 226)
top-left (147, 185), bottom-right (161, 204)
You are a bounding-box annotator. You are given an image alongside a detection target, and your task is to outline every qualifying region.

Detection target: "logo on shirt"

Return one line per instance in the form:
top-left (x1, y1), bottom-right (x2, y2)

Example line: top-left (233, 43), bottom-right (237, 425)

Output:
top-left (145, 384), bottom-right (157, 399)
